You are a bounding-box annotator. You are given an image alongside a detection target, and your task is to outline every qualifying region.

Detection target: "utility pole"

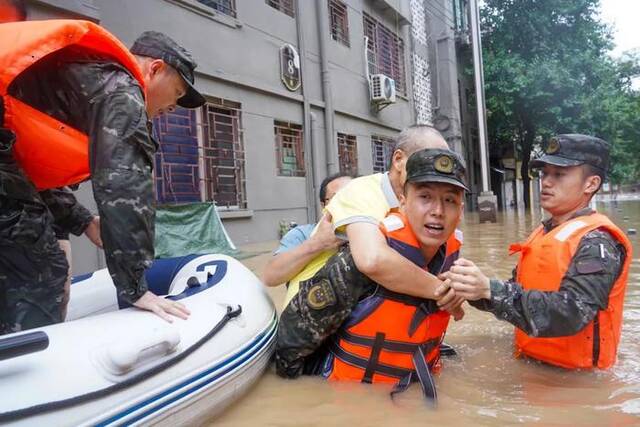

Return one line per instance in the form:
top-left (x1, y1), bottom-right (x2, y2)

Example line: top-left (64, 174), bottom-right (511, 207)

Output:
top-left (469, 0), bottom-right (497, 222)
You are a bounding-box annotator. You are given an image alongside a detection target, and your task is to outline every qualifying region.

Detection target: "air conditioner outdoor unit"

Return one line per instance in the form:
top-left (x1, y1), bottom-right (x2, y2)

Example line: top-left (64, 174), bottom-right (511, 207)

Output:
top-left (369, 74), bottom-right (396, 104)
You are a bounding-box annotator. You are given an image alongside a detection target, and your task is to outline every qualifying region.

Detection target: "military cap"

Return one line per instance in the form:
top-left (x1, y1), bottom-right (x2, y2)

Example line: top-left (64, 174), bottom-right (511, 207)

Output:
top-left (130, 31), bottom-right (206, 108)
top-left (530, 134), bottom-right (610, 173)
top-left (406, 148), bottom-right (468, 191)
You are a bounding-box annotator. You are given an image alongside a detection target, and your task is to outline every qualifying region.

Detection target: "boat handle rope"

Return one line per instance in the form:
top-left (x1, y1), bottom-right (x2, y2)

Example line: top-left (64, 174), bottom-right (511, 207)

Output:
top-left (0, 305), bottom-right (242, 423)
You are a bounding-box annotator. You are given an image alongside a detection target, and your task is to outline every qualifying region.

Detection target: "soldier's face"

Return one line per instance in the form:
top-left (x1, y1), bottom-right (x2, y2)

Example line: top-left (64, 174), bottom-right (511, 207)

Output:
top-left (403, 182), bottom-right (464, 249)
top-left (539, 164), bottom-right (599, 217)
top-left (145, 60), bottom-right (187, 118)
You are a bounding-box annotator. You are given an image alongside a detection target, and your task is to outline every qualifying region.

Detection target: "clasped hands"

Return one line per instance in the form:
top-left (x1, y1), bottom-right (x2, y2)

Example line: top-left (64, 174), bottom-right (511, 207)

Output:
top-left (434, 258), bottom-right (492, 320)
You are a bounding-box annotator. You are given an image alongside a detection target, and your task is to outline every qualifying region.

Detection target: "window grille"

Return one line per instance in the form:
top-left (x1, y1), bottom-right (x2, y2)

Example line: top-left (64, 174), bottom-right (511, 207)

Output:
top-left (197, 0), bottom-right (236, 18)
top-left (371, 134), bottom-right (395, 173)
top-left (153, 108), bottom-right (201, 204)
top-left (202, 98), bottom-right (247, 209)
top-left (266, 0), bottom-right (295, 18)
top-left (338, 133), bottom-right (358, 175)
top-left (329, 0), bottom-right (350, 47)
top-left (275, 120), bottom-right (305, 177)
top-left (363, 12), bottom-right (407, 95)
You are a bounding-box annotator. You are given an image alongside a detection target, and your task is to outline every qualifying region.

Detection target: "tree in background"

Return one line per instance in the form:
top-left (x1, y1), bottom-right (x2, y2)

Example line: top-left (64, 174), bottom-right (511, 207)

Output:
top-left (481, 0), bottom-right (640, 206)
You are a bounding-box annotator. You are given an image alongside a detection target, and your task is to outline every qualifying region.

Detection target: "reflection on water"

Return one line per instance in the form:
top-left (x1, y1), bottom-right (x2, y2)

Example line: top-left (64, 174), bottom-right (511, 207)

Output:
top-left (213, 201), bottom-right (640, 426)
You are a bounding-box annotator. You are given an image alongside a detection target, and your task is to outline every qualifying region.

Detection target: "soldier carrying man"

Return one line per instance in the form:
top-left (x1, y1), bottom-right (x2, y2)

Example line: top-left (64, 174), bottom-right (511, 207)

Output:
top-left (277, 148), bottom-right (468, 404)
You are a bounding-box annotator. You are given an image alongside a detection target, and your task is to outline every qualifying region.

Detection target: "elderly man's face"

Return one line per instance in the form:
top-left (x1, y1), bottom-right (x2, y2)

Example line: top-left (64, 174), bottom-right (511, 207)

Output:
top-left (144, 59), bottom-right (187, 118)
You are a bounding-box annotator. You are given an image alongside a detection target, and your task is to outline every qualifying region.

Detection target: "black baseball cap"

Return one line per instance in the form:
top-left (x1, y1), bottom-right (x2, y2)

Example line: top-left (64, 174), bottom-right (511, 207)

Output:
top-left (130, 31), bottom-right (206, 108)
top-left (406, 148), bottom-right (468, 191)
top-left (530, 134), bottom-right (610, 173)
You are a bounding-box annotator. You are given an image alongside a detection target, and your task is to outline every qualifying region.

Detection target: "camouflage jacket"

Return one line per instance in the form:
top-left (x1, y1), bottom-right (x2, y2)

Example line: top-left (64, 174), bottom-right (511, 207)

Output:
top-left (9, 46), bottom-right (156, 304)
top-left (40, 187), bottom-right (94, 239)
top-left (470, 208), bottom-right (626, 337)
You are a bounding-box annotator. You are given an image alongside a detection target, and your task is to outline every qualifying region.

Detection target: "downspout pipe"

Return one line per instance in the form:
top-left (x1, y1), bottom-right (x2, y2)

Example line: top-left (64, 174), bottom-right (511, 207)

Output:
top-left (316, 0), bottom-right (337, 175)
top-left (295, 0), bottom-right (317, 223)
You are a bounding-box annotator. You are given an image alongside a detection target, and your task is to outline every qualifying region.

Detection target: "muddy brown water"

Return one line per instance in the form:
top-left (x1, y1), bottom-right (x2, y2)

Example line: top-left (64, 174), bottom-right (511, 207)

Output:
top-left (212, 201), bottom-right (640, 426)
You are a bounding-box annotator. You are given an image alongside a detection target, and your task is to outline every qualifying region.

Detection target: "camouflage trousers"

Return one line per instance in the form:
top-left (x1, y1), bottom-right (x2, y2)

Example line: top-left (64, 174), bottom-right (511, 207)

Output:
top-left (0, 130), bottom-right (67, 335)
top-left (275, 245), bottom-right (376, 378)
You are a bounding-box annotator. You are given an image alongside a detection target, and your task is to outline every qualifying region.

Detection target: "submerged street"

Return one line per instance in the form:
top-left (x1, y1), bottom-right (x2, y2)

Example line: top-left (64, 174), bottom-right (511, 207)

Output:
top-left (215, 200), bottom-right (640, 426)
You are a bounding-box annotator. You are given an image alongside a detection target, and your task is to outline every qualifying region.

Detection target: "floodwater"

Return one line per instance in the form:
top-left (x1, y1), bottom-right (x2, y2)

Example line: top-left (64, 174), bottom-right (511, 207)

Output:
top-left (212, 201), bottom-right (640, 426)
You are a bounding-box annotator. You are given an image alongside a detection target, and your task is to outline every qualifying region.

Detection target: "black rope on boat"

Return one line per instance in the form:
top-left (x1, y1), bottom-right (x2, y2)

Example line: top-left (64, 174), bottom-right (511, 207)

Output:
top-left (0, 305), bottom-right (242, 423)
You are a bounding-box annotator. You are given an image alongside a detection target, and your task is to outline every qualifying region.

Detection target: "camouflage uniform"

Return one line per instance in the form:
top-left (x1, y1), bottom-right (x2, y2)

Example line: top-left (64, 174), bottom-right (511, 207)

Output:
top-left (470, 207), bottom-right (626, 336)
top-left (41, 187), bottom-right (94, 240)
top-left (0, 47), bottom-right (155, 334)
top-left (276, 245), bottom-right (376, 378)
top-left (470, 134), bottom-right (626, 337)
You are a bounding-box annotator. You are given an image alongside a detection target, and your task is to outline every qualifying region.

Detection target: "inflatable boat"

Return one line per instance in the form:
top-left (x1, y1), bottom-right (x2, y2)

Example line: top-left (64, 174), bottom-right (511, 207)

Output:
top-left (0, 253), bottom-right (277, 426)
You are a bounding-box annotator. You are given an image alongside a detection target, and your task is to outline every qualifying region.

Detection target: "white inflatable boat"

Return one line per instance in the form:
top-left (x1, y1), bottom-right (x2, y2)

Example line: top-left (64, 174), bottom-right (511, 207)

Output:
top-left (0, 253), bottom-right (277, 426)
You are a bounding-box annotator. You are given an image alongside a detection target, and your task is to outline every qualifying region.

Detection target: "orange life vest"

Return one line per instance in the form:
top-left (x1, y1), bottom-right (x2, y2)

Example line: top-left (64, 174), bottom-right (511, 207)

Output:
top-left (509, 213), bottom-right (632, 369)
top-left (0, 20), bottom-right (146, 190)
top-left (323, 212), bottom-right (462, 399)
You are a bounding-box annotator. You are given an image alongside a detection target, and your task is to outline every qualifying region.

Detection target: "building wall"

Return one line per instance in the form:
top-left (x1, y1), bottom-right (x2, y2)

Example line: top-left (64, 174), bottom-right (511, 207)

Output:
top-left (424, 0), bottom-right (480, 209)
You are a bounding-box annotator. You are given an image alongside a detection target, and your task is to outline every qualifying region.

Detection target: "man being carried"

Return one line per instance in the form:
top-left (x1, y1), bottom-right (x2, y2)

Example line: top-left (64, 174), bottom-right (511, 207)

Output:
top-left (277, 148), bottom-right (467, 403)
top-left (446, 134), bottom-right (631, 369)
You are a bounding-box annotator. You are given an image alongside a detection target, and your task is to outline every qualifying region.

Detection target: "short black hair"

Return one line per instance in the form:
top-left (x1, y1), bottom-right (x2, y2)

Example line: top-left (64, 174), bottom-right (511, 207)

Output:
top-left (2, 0), bottom-right (27, 20)
top-left (319, 172), bottom-right (354, 203)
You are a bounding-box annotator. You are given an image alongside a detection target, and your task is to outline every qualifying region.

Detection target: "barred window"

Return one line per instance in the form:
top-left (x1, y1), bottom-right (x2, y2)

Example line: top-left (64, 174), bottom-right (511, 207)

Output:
top-left (329, 0), bottom-right (349, 47)
top-left (453, 0), bottom-right (469, 33)
top-left (197, 0), bottom-right (236, 18)
top-left (275, 121), bottom-right (305, 177)
top-left (153, 108), bottom-right (201, 204)
top-left (371, 135), bottom-right (395, 173)
top-left (338, 133), bottom-right (358, 175)
top-left (266, 0), bottom-right (295, 18)
top-left (202, 98), bottom-right (247, 209)
top-left (363, 12), bottom-right (406, 95)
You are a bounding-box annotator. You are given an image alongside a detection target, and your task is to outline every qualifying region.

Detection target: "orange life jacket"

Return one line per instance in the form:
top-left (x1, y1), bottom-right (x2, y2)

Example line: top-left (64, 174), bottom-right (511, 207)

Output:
top-left (509, 213), bottom-right (632, 369)
top-left (323, 212), bottom-right (462, 400)
top-left (0, 20), bottom-right (146, 190)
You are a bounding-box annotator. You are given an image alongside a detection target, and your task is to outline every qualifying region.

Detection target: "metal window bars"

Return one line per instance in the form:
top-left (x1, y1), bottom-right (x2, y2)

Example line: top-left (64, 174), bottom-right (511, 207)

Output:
top-left (266, 0), bottom-right (295, 18)
top-left (197, 0), bottom-right (237, 18)
top-left (275, 120), bottom-right (305, 177)
top-left (329, 0), bottom-right (350, 47)
top-left (338, 132), bottom-right (358, 175)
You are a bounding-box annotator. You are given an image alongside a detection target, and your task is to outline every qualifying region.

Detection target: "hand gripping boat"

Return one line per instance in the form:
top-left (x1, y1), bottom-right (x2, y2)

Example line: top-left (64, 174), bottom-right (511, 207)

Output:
top-left (0, 254), bottom-right (277, 426)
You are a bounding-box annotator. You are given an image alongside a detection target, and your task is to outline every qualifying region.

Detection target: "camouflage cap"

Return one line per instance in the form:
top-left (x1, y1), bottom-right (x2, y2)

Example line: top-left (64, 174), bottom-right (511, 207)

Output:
top-left (130, 31), bottom-right (206, 108)
top-left (530, 134), bottom-right (610, 173)
top-left (406, 148), bottom-right (468, 191)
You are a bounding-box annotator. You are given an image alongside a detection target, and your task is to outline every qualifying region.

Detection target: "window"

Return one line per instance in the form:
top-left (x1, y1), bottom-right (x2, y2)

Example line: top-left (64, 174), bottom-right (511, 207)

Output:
top-left (338, 133), bottom-right (358, 175)
top-left (153, 100), bottom-right (246, 209)
top-left (453, 0), bottom-right (468, 33)
top-left (202, 98), bottom-right (246, 209)
top-left (275, 120), bottom-right (305, 177)
top-left (266, 0), bottom-right (295, 18)
top-left (363, 12), bottom-right (406, 95)
top-left (371, 135), bottom-right (395, 173)
top-left (197, 0), bottom-right (237, 18)
top-left (329, 0), bottom-right (349, 47)
top-left (153, 108), bottom-right (201, 204)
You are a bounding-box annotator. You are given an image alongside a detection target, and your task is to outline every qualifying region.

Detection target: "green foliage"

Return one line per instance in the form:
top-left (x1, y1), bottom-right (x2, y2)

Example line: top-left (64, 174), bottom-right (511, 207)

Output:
top-left (481, 0), bottom-right (640, 193)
